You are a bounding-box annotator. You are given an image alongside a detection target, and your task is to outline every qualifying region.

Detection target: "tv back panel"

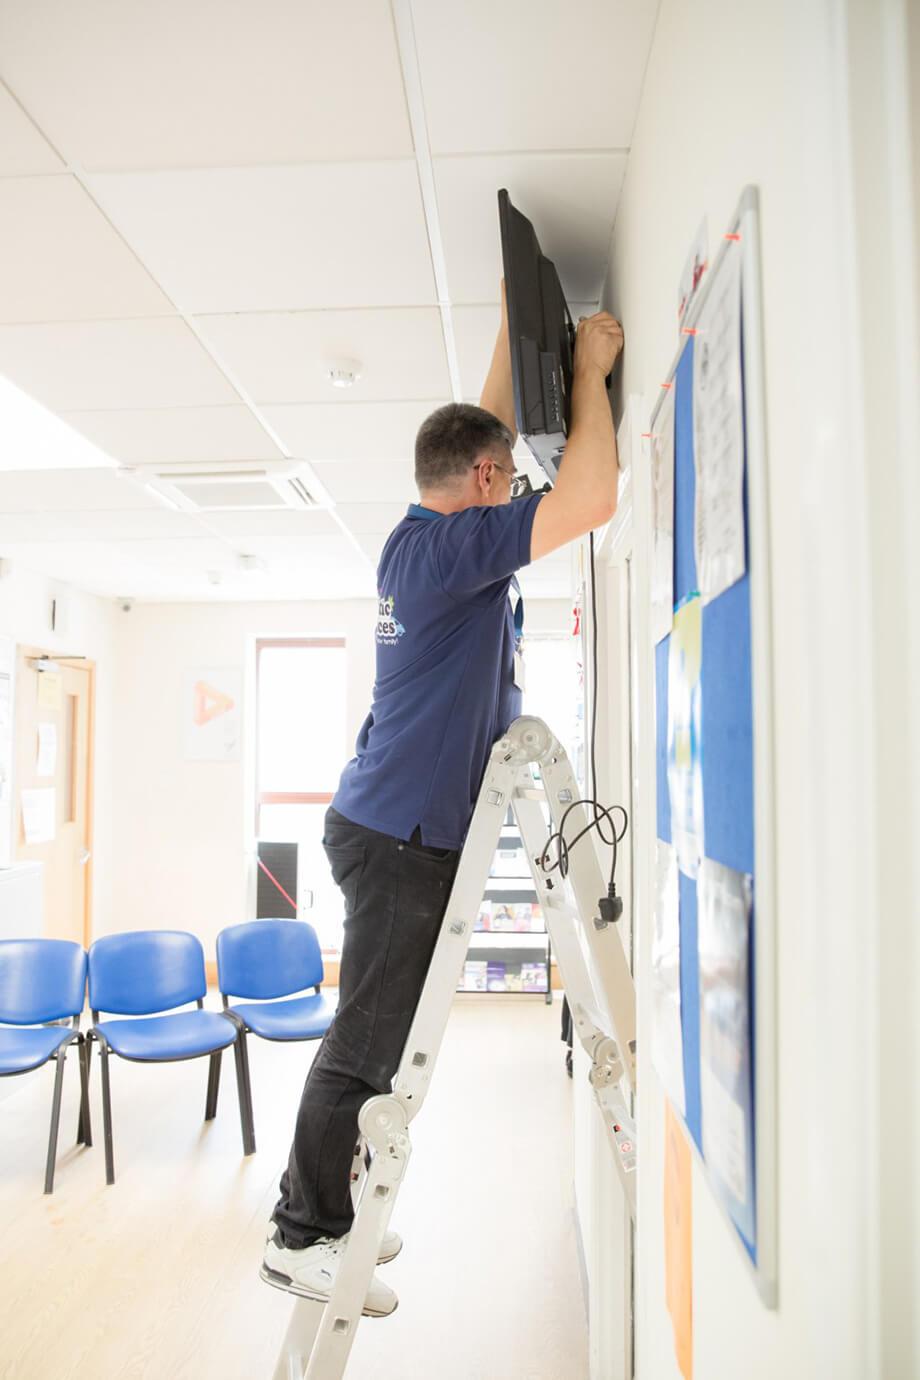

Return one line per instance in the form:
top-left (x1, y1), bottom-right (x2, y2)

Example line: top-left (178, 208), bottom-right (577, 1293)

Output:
top-left (498, 189), bottom-right (576, 483)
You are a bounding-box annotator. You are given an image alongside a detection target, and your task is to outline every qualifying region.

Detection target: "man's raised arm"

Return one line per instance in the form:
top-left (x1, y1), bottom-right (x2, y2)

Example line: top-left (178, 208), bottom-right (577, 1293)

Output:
top-left (530, 312), bottom-right (623, 561)
top-left (479, 280), bottom-right (518, 442)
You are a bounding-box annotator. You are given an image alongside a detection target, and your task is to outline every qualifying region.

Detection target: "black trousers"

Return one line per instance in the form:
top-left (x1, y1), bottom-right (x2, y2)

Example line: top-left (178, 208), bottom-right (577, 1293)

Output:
top-left (273, 806), bottom-right (459, 1248)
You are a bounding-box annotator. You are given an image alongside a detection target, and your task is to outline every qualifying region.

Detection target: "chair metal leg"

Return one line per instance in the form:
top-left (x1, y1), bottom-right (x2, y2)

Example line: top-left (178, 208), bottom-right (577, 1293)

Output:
top-left (232, 1031), bottom-right (256, 1156)
top-left (76, 1038), bottom-right (92, 1148)
top-left (99, 1042), bottom-right (116, 1185)
top-left (43, 1051), bottom-right (67, 1195)
top-left (204, 1049), bottom-right (222, 1121)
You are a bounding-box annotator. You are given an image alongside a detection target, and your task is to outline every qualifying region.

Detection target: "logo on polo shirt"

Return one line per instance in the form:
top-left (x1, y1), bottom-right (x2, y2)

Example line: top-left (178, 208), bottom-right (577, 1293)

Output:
top-left (376, 594), bottom-right (406, 646)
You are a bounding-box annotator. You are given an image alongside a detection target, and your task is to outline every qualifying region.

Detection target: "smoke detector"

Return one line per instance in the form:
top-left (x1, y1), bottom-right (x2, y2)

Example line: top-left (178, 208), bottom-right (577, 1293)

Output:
top-left (324, 357), bottom-right (362, 389)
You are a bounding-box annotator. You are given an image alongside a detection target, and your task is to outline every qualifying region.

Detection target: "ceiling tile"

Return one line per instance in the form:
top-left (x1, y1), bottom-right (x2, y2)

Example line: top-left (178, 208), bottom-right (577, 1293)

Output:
top-left (0, 175), bottom-right (173, 323)
top-left (315, 460), bottom-right (416, 505)
top-left (435, 153), bottom-right (626, 304)
top-left (0, 0), bottom-right (412, 169)
top-left (262, 401), bottom-right (442, 463)
top-left (0, 82), bottom-right (64, 175)
top-left (356, 533), bottom-right (389, 565)
top-left (59, 405), bottom-right (284, 466)
top-left (192, 508), bottom-right (340, 540)
top-left (335, 502), bottom-right (408, 535)
top-left (413, 0), bottom-right (658, 154)
top-left (6, 508), bottom-right (205, 541)
top-left (194, 309), bottom-right (450, 405)
top-left (89, 163), bottom-right (437, 314)
top-left (0, 318), bottom-right (240, 412)
top-left (0, 467), bottom-right (160, 512)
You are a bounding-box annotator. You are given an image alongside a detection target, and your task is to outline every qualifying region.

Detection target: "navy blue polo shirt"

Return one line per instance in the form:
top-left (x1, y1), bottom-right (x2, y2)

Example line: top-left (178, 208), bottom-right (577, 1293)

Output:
top-left (333, 493), bottom-right (544, 850)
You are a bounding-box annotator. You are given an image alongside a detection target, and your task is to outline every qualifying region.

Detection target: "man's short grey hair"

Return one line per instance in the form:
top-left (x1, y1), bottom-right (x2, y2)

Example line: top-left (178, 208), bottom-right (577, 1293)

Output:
top-left (414, 403), bottom-right (513, 491)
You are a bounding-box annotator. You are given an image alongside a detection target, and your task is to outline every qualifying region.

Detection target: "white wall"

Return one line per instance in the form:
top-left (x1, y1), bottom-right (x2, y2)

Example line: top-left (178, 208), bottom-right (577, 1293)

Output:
top-left (568, 1), bottom-right (919, 1378)
top-left (108, 596), bottom-right (571, 963)
top-left (0, 562), bottom-right (117, 938)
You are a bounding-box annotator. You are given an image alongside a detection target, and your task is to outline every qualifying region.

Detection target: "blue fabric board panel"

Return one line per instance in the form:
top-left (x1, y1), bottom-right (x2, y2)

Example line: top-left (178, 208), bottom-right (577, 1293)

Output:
top-left (677, 869), bottom-right (702, 1151)
top-left (700, 576), bottom-right (755, 874)
top-left (654, 320), bottom-right (759, 1259)
top-left (673, 341), bottom-right (698, 604)
top-left (655, 636), bottom-right (671, 843)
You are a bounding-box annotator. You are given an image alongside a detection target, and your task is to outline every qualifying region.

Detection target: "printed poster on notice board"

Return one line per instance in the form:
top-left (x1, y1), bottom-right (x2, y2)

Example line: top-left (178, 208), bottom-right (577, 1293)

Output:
top-left (667, 596), bottom-right (704, 879)
top-left (650, 386), bottom-right (676, 645)
top-left (697, 857), bottom-right (756, 1250)
top-left (652, 840), bottom-right (685, 1115)
top-left (693, 244), bottom-right (746, 604)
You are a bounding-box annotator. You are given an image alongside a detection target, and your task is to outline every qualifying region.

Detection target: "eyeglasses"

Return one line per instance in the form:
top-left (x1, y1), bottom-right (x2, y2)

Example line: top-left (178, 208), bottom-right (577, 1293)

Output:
top-left (473, 458), bottom-right (519, 487)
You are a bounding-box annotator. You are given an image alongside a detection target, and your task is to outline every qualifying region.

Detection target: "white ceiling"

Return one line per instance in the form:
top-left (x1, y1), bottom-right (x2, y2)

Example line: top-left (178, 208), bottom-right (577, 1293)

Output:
top-left (0, 0), bottom-right (659, 605)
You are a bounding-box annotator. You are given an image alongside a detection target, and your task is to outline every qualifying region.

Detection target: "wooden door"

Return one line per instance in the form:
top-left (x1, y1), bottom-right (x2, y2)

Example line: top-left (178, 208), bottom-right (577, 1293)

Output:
top-left (15, 651), bottom-right (94, 945)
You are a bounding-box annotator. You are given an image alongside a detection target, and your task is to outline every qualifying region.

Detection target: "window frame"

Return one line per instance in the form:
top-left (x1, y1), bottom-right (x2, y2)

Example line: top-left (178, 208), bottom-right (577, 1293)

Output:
top-left (254, 636), bottom-right (346, 837)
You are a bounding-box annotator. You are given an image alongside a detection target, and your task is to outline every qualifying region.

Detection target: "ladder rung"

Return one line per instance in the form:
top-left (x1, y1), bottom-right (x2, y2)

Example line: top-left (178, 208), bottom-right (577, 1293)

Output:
top-left (513, 787), bottom-right (545, 801)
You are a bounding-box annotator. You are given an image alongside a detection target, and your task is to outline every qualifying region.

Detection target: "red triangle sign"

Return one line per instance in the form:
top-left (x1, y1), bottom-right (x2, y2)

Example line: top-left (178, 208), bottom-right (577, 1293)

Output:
top-left (194, 680), bottom-right (235, 727)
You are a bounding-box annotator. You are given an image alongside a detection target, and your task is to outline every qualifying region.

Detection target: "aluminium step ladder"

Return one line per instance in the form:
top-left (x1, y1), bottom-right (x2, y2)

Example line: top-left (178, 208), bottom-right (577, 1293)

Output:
top-left (272, 716), bottom-right (637, 1380)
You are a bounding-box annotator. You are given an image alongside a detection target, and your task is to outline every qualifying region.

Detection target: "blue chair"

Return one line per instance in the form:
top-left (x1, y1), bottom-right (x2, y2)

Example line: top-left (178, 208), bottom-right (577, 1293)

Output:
top-left (86, 930), bottom-right (254, 1184)
top-left (216, 920), bottom-right (335, 1138)
top-left (0, 938), bottom-right (92, 1193)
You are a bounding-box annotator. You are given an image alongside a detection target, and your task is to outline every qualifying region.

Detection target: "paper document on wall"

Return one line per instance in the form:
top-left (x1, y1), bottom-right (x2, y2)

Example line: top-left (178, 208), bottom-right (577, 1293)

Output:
top-left (22, 788), bottom-right (56, 845)
top-left (651, 840), bottom-right (685, 1114)
top-left (650, 387), bottom-right (676, 645)
top-left (38, 672), bottom-right (62, 712)
top-left (693, 245), bottom-right (746, 603)
top-left (667, 596), bottom-right (704, 879)
top-left (36, 723), bottom-right (57, 777)
top-left (184, 668), bottom-right (242, 762)
top-left (664, 1100), bottom-right (693, 1380)
top-left (697, 857), bottom-right (756, 1248)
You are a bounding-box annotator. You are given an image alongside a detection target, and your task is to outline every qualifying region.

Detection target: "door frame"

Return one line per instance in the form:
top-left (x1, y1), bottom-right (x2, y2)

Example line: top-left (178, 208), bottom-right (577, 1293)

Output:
top-left (18, 647), bottom-right (96, 949)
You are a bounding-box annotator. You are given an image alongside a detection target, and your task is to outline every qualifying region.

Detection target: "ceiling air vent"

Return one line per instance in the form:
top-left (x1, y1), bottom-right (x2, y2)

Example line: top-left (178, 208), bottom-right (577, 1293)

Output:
top-left (125, 461), bottom-right (319, 513)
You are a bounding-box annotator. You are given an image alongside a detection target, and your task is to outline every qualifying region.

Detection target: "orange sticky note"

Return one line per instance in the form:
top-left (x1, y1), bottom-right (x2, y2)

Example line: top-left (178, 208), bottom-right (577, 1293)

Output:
top-left (664, 1098), bottom-right (693, 1379)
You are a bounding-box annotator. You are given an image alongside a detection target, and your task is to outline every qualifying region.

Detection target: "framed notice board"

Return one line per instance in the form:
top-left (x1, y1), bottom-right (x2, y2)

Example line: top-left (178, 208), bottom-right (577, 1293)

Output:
top-left (648, 187), bottom-right (776, 1304)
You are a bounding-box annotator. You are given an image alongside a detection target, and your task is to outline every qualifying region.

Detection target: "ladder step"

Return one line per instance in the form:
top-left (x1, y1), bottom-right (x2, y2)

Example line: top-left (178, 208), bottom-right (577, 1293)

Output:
top-left (513, 787), bottom-right (545, 801)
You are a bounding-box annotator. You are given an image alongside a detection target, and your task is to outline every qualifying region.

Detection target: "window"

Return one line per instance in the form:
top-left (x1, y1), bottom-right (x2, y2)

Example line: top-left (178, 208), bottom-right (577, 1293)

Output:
top-left (256, 639), bottom-right (347, 950)
top-left (522, 635), bottom-right (578, 763)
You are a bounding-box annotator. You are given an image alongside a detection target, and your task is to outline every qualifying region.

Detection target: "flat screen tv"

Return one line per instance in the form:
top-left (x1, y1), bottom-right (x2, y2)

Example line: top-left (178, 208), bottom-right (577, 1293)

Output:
top-left (498, 188), bottom-right (577, 484)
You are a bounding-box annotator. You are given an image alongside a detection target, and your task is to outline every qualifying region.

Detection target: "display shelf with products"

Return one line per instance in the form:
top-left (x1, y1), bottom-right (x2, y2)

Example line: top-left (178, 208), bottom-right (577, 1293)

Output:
top-left (456, 816), bottom-right (552, 1000)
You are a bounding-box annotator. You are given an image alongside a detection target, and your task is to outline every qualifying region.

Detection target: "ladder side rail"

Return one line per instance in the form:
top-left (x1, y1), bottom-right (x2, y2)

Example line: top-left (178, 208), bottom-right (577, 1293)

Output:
top-left (511, 787), bottom-right (613, 1046)
top-left (301, 1101), bottom-right (410, 1380)
top-left (392, 749), bottom-right (517, 1111)
top-left (288, 744), bottom-right (514, 1380)
top-left (539, 750), bottom-right (638, 1092)
top-left (512, 788), bottom-right (637, 1214)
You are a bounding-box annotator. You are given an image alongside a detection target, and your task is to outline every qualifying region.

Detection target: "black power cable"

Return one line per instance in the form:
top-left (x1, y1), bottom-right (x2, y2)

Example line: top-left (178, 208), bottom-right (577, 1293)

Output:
top-left (538, 528), bottom-right (628, 925)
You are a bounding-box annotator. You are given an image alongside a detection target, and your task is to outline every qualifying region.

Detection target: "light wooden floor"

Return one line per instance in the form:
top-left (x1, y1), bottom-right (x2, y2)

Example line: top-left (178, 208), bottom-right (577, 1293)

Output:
top-left (0, 995), bottom-right (588, 1380)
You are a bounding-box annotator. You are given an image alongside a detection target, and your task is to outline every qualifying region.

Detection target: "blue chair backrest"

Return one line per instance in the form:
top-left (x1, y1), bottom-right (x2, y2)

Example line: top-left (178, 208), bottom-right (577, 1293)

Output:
top-left (88, 930), bottom-right (206, 1016)
top-left (0, 939), bottom-right (87, 1025)
top-left (217, 919), bottom-right (324, 1000)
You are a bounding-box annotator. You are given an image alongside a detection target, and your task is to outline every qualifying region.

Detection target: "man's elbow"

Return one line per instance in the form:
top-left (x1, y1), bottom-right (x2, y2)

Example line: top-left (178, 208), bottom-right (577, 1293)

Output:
top-left (589, 492), bottom-right (617, 530)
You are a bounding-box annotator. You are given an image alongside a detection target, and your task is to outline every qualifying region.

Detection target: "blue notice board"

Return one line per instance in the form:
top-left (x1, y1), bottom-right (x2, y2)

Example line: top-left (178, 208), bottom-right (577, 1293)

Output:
top-left (651, 188), bottom-right (775, 1303)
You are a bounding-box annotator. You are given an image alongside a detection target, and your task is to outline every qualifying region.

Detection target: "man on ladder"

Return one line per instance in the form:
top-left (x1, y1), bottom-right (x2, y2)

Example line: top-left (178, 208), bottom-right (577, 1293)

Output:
top-left (262, 284), bottom-right (624, 1319)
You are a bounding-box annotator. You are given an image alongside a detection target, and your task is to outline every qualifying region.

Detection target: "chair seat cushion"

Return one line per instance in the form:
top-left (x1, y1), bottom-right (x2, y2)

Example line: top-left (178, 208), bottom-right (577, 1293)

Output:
top-left (0, 1025), bottom-right (74, 1075)
top-left (95, 1010), bottom-right (237, 1061)
top-left (229, 993), bottom-right (335, 1041)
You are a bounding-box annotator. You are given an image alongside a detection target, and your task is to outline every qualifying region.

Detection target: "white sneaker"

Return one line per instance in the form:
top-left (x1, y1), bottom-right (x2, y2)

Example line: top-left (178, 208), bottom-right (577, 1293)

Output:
top-left (264, 1222), bottom-right (402, 1265)
top-left (261, 1230), bottom-right (399, 1317)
